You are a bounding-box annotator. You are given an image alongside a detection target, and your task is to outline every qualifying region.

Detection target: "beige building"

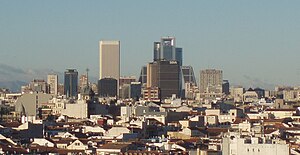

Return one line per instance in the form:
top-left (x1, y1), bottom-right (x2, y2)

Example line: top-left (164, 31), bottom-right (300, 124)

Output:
top-left (199, 69), bottom-right (223, 99)
top-left (61, 100), bottom-right (88, 119)
top-left (15, 93), bottom-right (53, 117)
top-left (99, 40), bottom-right (120, 94)
top-left (47, 74), bottom-right (58, 95)
top-left (243, 91), bottom-right (258, 103)
top-left (222, 132), bottom-right (289, 155)
top-left (232, 87), bottom-right (244, 103)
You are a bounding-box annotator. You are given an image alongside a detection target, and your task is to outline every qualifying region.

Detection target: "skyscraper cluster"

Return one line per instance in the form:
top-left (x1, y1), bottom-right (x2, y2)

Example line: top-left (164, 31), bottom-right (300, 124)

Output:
top-left (58, 36), bottom-right (225, 102)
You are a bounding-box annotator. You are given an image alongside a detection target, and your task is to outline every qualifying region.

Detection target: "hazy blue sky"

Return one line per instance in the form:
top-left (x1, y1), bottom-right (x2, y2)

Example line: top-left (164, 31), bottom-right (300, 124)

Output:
top-left (1, 1), bottom-right (300, 87)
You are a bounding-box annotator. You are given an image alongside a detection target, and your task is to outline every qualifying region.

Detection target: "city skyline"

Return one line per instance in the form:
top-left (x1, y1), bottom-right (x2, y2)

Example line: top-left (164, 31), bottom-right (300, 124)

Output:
top-left (1, 1), bottom-right (300, 88)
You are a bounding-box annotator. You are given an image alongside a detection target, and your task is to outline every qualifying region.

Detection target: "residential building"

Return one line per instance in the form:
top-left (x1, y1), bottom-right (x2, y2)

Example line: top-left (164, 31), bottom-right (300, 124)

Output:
top-left (200, 69), bottom-right (223, 100)
top-left (232, 86), bottom-right (244, 103)
top-left (15, 93), bottom-right (53, 117)
top-left (29, 79), bottom-right (48, 93)
top-left (222, 132), bottom-right (289, 155)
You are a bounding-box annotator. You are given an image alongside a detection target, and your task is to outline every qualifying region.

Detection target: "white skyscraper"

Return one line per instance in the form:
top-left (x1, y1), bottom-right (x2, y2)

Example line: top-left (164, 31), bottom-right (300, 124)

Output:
top-left (99, 40), bottom-right (120, 95)
top-left (47, 74), bottom-right (58, 95)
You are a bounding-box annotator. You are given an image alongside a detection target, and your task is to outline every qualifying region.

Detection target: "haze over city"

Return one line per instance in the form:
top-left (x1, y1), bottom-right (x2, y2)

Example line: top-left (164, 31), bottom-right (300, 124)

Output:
top-left (1, 1), bottom-right (300, 89)
top-left (2, 1), bottom-right (300, 154)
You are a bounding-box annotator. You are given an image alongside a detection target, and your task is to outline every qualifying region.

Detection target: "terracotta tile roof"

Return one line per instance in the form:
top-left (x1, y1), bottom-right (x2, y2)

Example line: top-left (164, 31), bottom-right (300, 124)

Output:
top-left (264, 129), bottom-right (278, 134)
top-left (98, 142), bottom-right (131, 150)
top-left (1, 122), bottom-right (22, 128)
top-left (0, 143), bottom-right (28, 154)
top-left (265, 109), bottom-right (295, 111)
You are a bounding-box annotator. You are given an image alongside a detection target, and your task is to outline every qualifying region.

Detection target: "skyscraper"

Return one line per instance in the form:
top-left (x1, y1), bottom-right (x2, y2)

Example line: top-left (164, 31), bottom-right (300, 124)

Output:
top-left (138, 66), bottom-right (147, 87)
top-left (161, 37), bottom-right (175, 61)
top-left (181, 66), bottom-right (197, 98)
top-left (147, 60), bottom-right (180, 99)
top-left (153, 37), bottom-right (183, 66)
top-left (200, 69), bottom-right (223, 99)
top-left (153, 42), bottom-right (160, 61)
top-left (64, 69), bottom-right (78, 98)
top-left (47, 74), bottom-right (58, 95)
top-left (79, 74), bottom-right (88, 91)
top-left (181, 66), bottom-right (197, 86)
top-left (99, 40), bottom-right (120, 96)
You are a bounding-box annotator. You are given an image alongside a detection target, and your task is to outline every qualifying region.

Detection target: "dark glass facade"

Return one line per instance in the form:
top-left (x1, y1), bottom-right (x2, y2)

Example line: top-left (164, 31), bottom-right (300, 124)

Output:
top-left (98, 78), bottom-right (117, 97)
top-left (64, 69), bottom-right (78, 98)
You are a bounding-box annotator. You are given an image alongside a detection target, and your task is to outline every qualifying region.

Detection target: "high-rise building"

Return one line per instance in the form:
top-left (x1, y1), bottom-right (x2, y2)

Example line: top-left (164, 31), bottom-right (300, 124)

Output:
top-left (79, 74), bottom-right (88, 91)
top-left (181, 66), bottom-right (197, 86)
top-left (222, 80), bottom-right (230, 95)
top-left (47, 74), bottom-right (58, 95)
top-left (99, 40), bottom-right (120, 95)
top-left (153, 42), bottom-right (160, 61)
top-left (175, 47), bottom-right (183, 66)
top-left (130, 82), bottom-right (142, 100)
top-left (64, 69), bottom-right (78, 98)
top-left (181, 66), bottom-right (197, 99)
top-left (161, 37), bottom-right (176, 61)
top-left (29, 79), bottom-right (48, 93)
top-left (153, 37), bottom-right (183, 66)
top-left (200, 69), bottom-right (223, 99)
top-left (98, 78), bottom-right (117, 98)
top-left (119, 76), bottom-right (136, 87)
top-left (147, 60), bottom-right (180, 99)
top-left (138, 66), bottom-right (147, 87)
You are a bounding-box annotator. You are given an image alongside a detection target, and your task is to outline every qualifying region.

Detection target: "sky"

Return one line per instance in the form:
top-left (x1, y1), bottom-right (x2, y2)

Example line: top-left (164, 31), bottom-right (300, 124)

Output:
top-left (1, 1), bottom-right (300, 88)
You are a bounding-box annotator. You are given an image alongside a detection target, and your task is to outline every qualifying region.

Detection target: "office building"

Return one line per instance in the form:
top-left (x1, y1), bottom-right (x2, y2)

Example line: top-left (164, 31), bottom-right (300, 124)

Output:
top-left (98, 78), bottom-right (117, 98)
top-left (181, 66), bottom-right (197, 99)
top-left (153, 37), bottom-right (183, 66)
top-left (130, 82), bottom-right (142, 100)
top-left (222, 80), bottom-right (230, 95)
top-left (47, 74), bottom-right (58, 95)
top-left (120, 84), bottom-right (130, 99)
top-left (147, 60), bottom-right (180, 99)
top-left (138, 66), bottom-right (147, 87)
top-left (153, 42), bottom-right (161, 61)
top-left (64, 69), bottom-right (78, 98)
top-left (199, 69), bottom-right (223, 99)
top-left (119, 76), bottom-right (136, 87)
top-left (175, 47), bottom-right (183, 66)
top-left (181, 66), bottom-right (197, 86)
top-left (99, 40), bottom-right (120, 95)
